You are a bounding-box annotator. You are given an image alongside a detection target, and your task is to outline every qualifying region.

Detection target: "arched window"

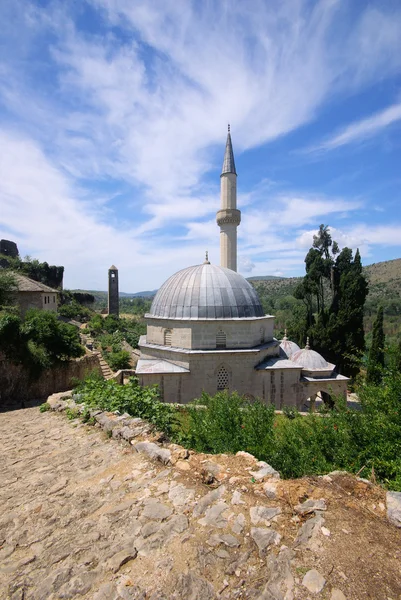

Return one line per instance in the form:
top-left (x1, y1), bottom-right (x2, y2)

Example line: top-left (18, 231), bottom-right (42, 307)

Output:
top-left (164, 329), bottom-right (172, 346)
top-left (216, 330), bottom-right (226, 349)
top-left (260, 327), bottom-right (265, 344)
top-left (217, 366), bottom-right (229, 391)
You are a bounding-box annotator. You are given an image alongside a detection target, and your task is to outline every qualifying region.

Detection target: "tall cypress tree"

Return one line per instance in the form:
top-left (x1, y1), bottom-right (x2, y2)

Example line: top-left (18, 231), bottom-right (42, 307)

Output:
top-left (366, 306), bottom-right (385, 384)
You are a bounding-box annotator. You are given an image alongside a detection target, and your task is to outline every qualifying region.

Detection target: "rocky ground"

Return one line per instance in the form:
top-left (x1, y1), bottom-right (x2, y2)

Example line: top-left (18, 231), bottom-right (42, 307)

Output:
top-left (0, 399), bottom-right (401, 600)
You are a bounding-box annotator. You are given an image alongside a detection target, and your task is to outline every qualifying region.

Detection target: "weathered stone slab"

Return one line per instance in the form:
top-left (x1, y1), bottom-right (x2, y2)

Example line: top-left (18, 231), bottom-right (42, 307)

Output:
top-left (386, 491), bottom-right (401, 527)
top-left (250, 527), bottom-right (281, 556)
top-left (198, 502), bottom-right (229, 528)
top-left (302, 569), bottom-right (326, 593)
top-left (294, 498), bottom-right (327, 515)
top-left (250, 461), bottom-right (280, 481)
top-left (133, 442), bottom-right (171, 465)
top-left (193, 486), bottom-right (226, 517)
top-left (250, 505), bottom-right (281, 525)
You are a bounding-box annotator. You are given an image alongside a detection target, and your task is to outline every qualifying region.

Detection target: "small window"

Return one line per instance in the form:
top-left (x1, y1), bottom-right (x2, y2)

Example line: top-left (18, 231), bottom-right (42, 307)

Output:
top-left (53, 296), bottom-right (56, 303)
top-left (111, 273), bottom-right (115, 278)
top-left (44, 296), bottom-right (47, 304)
top-left (217, 366), bottom-right (229, 391)
top-left (164, 329), bottom-right (172, 346)
top-left (216, 330), bottom-right (226, 349)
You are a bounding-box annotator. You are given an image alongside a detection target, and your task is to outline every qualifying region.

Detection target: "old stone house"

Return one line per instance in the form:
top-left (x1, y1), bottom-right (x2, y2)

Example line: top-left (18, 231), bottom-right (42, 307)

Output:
top-left (14, 273), bottom-right (59, 316)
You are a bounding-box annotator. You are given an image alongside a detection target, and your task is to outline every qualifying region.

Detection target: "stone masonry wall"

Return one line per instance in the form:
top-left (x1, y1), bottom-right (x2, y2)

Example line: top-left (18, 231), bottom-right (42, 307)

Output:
top-left (0, 353), bottom-right (102, 410)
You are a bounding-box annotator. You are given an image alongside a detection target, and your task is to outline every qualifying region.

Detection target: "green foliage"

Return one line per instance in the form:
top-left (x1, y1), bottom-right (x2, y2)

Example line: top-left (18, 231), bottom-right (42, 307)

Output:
top-left (58, 295), bottom-right (94, 322)
top-left (75, 376), bottom-right (177, 436)
top-left (0, 270), bottom-right (18, 309)
top-left (183, 391), bottom-right (275, 457)
top-left (105, 350), bottom-right (131, 370)
top-left (180, 372), bottom-right (401, 490)
top-left (39, 402), bottom-right (50, 412)
top-left (0, 309), bottom-right (84, 376)
top-left (3, 255), bottom-right (64, 289)
top-left (366, 306), bottom-right (385, 384)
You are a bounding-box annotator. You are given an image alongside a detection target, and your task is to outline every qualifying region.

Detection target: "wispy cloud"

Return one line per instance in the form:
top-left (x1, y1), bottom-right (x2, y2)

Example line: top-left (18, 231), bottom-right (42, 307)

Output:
top-left (310, 101), bottom-right (401, 152)
top-left (0, 1), bottom-right (401, 289)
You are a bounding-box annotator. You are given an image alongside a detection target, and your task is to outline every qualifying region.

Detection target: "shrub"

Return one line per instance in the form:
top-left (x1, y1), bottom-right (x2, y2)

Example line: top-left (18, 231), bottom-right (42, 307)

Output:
top-left (75, 376), bottom-right (177, 436)
top-left (185, 391), bottom-right (275, 456)
top-left (105, 350), bottom-right (131, 371)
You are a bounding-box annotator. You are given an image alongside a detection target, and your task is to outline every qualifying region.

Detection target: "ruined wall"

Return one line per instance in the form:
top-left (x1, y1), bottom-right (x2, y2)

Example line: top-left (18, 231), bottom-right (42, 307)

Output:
top-left (0, 353), bottom-right (102, 410)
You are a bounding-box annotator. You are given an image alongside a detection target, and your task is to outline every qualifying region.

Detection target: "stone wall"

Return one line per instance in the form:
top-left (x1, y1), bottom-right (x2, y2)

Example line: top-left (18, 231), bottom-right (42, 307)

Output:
top-left (0, 353), bottom-right (102, 410)
top-left (146, 316), bottom-right (275, 350)
top-left (17, 291), bottom-right (58, 316)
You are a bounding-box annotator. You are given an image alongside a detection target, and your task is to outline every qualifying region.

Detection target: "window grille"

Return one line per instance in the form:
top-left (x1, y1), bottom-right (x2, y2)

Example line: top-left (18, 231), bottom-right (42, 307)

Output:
top-left (164, 329), bottom-right (172, 346)
top-left (216, 330), bottom-right (226, 349)
top-left (217, 366), bottom-right (229, 391)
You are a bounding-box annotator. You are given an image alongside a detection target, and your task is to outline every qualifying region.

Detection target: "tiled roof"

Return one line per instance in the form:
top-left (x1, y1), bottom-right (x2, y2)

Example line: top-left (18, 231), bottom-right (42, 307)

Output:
top-left (14, 273), bottom-right (59, 293)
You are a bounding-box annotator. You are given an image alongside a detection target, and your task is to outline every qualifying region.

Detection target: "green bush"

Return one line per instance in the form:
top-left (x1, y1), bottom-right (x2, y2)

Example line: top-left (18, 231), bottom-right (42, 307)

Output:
top-left (105, 350), bottom-right (131, 371)
top-left (75, 376), bottom-right (177, 436)
top-left (185, 391), bottom-right (275, 456)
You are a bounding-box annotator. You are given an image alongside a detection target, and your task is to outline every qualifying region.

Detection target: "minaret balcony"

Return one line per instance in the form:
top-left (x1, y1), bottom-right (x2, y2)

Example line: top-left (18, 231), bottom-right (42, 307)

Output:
top-left (216, 208), bottom-right (241, 226)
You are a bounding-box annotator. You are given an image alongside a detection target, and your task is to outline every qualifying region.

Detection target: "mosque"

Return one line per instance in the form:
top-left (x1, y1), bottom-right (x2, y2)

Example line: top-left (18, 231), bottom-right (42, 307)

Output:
top-left (135, 129), bottom-right (348, 409)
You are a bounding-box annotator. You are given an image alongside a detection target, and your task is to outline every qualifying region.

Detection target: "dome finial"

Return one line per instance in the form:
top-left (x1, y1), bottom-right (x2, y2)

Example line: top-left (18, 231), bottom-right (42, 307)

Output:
top-left (228, 123), bottom-right (230, 133)
top-left (305, 336), bottom-right (310, 350)
top-left (204, 250), bottom-right (210, 264)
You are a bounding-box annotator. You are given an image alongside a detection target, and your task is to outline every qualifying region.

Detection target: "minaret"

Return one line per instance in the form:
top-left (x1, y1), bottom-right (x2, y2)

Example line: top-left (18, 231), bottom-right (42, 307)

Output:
top-left (108, 265), bottom-right (119, 317)
top-left (216, 125), bottom-right (241, 271)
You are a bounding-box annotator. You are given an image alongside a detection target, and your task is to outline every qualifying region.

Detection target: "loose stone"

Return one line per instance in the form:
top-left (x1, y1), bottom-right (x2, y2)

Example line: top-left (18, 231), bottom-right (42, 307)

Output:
top-left (250, 505), bottom-right (281, 525)
top-left (142, 501), bottom-right (173, 521)
top-left (302, 569), bottom-right (326, 594)
top-left (294, 498), bottom-right (327, 515)
top-left (386, 491), bottom-right (401, 527)
top-left (250, 527), bottom-right (281, 556)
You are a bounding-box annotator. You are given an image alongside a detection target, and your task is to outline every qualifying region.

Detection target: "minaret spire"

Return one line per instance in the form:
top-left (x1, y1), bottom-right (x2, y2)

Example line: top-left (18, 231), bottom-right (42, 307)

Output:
top-left (216, 125), bottom-right (241, 271)
top-left (221, 124), bottom-right (237, 176)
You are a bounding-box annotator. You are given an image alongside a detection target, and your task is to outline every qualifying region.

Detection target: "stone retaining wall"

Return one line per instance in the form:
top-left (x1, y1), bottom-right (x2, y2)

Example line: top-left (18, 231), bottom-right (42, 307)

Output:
top-left (0, 353), bottom-right (102, 410)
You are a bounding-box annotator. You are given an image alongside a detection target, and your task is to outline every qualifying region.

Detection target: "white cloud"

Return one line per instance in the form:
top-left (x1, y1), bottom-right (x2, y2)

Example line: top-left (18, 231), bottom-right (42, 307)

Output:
top-left (311, 101), bottom-right (401, 151)
top-left (1, 2), bottom-right (401, 289)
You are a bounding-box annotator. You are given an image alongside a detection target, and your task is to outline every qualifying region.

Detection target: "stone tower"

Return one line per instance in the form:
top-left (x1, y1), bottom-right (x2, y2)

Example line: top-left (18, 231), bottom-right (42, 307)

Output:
top-left (216, 125), bottom-right (241, 272)
top-left (108, 265), bottom-right (119, 317)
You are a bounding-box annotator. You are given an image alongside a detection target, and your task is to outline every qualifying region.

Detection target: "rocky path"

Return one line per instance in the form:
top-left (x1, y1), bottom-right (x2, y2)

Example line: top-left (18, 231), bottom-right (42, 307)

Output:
top-left (0, 406), bottom-right (400, 600)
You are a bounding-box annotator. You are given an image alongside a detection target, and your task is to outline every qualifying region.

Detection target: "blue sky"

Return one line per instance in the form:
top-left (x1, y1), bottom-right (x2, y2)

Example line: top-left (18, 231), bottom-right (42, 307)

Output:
top-left (1, 0), bottom-right (401, 292)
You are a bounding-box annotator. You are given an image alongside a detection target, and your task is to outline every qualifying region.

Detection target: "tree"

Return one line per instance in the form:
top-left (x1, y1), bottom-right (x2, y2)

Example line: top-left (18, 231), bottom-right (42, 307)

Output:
top-left (0, 270), bottom-right (18, 308)
top-left (295, 226), bottom-right (368, 377)
top-left (366, 306), bottom-right (385, 384)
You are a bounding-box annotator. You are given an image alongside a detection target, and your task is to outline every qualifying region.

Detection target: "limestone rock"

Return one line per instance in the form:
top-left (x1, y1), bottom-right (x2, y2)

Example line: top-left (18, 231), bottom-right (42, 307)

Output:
top-left (193, 486), bottom-right (226, 517)
top-left (263, 482), bottom-right (278, 499)
top-left (168, 483), bottom-right (195, 507)
top-left (58, 571), bottom-right (99, 598)
top-left (231, 513), bottom-right (245, 535)
top-left (107, 548), bottom-right (138, 573)
top-left (331, 589), bottom-right (347, 600)
top-left (258, 546), bottom-right (295, 600)
top-left (386, 491), bottom-right (401, 527)
top-left (294, 498), bottom-right (327, 515)
top-left (250, 461), bottom-right (280, 481)
top-left (133, 442), bottom-right (171, 465)
top-left (302, 569), bottom-right (326, 594)
top-left (231, 490), bottom-right (245, 505)
top-left (198, 502), bottom-right (229, 528)
top-left (142, 501), bottom-right (173, 521)
top-left (294, 514), bottom-right (324, 548)
top-left (250, 505), bottom-right (281, 525)
top-left (250, 527), bottom-right (281, 556)
top-left (174, 571), bottom-right (216, 600)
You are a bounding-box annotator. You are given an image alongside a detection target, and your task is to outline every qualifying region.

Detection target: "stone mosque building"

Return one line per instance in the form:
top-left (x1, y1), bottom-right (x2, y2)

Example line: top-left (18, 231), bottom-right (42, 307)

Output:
top-left (136, 129), bottom-right (348, 409)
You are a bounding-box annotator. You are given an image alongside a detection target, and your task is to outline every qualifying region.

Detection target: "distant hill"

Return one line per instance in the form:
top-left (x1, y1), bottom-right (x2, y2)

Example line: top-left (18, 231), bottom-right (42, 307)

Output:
top-left (71, 289), bottom-right (157, 300)
top-left (246, 275), bottom-right (285, 281)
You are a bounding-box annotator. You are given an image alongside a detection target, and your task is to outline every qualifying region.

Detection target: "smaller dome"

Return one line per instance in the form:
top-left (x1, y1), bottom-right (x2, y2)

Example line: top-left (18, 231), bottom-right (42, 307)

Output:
top-left (279, 331), bottom-right (300, 359)
top-left (291, 338), bottom-right (329, 369)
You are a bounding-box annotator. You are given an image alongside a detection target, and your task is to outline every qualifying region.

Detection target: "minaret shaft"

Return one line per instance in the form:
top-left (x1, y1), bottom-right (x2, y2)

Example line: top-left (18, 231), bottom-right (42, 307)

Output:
top-left (217, 129), bottom-right (241, 271)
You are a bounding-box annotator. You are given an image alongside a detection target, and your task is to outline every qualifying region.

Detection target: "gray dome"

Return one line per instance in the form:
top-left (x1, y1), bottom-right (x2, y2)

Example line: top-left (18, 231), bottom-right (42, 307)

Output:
top-left (291, 347), bottom-right (329, 369)
top-left (149, 263), bottom-right (264, 320)
top-left (280, 336), bottom-right (300, 359)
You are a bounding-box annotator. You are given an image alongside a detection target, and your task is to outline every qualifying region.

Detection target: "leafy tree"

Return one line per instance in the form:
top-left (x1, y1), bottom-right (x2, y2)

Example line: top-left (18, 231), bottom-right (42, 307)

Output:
top-left (0, 270), bottom-right (18, 308)
top-left (295, 226), bottom-right (368, 377)
top-left (366, 306), bottom-right (385, 383)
